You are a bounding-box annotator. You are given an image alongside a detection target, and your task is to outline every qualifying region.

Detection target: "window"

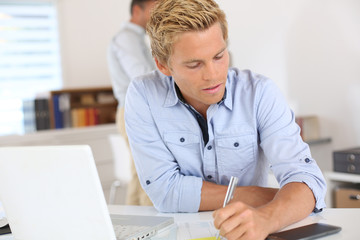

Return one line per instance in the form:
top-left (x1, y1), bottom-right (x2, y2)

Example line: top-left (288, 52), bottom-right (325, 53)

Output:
top-left (0, 1), bottom-right (62, 136)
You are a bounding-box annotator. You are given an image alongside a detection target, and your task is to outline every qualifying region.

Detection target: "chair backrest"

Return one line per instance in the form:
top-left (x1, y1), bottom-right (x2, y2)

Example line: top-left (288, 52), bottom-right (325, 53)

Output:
top-left (108, 134), bottom-right (132, 185)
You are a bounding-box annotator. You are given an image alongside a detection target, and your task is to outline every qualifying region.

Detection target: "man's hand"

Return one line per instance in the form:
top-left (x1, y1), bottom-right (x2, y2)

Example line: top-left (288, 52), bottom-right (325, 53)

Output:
top-left (213, 201), bottom-right (274, 240)
top-left (212, 182), bottom-right (316, 240)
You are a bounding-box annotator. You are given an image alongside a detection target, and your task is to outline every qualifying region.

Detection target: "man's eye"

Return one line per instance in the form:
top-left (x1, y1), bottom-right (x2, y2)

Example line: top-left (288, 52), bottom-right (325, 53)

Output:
top-left (214, 54), bottom-right (224, 60)
top-left (187, 63), bottom-right (200, 69)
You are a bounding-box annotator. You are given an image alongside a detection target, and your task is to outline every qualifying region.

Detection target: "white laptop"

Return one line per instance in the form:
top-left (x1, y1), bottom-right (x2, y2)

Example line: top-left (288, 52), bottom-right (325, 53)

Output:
top-left (0, 145), bottom-right (174, 240)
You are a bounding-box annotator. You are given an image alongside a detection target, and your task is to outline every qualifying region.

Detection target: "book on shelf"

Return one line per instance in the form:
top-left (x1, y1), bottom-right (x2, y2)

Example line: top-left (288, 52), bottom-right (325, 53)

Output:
top-left (86, 108), bottom-right (99, 126)
top-left (51, 93), bottom-right (71, 129)
top-left (80, 94), bottom-right (96, 105)
top-left (97, 92), bottom-right (116, 104)
top-left (34, 98), bottom-right (51, 130)
top-left (295, 115), bottom-right (320, 141)
top-left (52, 94), bottom-right (63, 129)
top-left (71, 108), bottom-right (99, 128)
top-left (22, 99), bottom-right (36, 133)
top-left (59, 94), bottom-right (72, 128)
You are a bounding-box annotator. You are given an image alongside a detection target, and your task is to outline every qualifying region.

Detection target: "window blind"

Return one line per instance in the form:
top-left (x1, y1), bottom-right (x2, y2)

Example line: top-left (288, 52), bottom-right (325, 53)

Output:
top-left (0, 1), bottom-right (62, 135)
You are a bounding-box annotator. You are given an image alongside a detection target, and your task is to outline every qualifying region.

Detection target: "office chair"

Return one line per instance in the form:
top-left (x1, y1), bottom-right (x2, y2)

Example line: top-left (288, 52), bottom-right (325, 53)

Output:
top-left (108, 134), bottom-right (132, 204)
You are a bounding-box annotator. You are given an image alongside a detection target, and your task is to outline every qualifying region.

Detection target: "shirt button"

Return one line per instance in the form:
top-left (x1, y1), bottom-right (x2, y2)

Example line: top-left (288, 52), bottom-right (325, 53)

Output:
top-left (207, 175), bottom-right (212, 179)
top-left (305, 158), bottom-right (311, 163)
top-left (146, 180), bottom-right (151, 185)
top-left (234, 142), bottom-right (239, 147)
top-left (207, 145), bottom-right (212, 150)
top-left (180, 137), bottom-right (185, 142)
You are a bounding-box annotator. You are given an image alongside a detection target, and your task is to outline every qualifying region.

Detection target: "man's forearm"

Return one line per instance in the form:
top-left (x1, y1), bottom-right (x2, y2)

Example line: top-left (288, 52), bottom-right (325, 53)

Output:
top-left (199, 181), bottom-right (278, 211)
top-left (257, 182), bottom-right (316, 233)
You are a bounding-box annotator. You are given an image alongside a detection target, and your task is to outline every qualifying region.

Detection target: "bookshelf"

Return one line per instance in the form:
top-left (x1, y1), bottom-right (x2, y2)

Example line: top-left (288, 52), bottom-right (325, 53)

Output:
top-left (48, 87), bottom-right (117, 129)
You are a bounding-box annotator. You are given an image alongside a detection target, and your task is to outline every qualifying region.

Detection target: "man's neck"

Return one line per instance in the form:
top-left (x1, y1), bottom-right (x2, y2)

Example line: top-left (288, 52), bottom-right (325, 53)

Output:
top-left (174, 83), bottom-right (209, 119)
top-left (130, 18), bottom-right (145, 30)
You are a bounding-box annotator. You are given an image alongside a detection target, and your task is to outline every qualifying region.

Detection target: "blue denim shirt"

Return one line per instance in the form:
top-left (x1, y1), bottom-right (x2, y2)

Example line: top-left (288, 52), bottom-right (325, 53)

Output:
top-left (125, 68), bottom-right (326, 213)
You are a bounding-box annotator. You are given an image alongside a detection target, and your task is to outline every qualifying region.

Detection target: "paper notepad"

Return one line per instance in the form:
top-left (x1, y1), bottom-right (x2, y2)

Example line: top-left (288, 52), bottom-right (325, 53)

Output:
top-left (190, 237), bottom-right (217, 240)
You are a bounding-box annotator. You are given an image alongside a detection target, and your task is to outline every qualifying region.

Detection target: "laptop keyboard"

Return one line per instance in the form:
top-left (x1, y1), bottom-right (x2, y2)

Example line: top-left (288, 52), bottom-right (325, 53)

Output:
top-left (114, 224), bottom-right (156, 240)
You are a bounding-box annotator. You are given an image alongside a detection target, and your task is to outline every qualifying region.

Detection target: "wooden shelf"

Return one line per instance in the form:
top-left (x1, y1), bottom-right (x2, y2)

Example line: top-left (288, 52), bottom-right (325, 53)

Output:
top-left (71, 102), bottom-right (117, 108)
top-left (306, 137), bottom-right (332, 145)
top-left (48, 86), bottom-right (117, 129)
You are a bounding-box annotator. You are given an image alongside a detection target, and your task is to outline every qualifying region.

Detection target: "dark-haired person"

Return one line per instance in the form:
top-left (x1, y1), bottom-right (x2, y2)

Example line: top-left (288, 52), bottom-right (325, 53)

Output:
top-left (107, 0), bottom-right (157, 206)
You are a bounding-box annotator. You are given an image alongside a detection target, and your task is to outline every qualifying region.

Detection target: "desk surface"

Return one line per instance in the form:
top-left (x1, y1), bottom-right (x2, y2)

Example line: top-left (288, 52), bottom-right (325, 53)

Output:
top-left (1, 205), bottom-right (358, 240)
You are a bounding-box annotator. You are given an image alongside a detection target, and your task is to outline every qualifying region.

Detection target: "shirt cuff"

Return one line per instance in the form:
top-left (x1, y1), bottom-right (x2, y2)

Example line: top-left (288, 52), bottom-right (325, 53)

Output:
top-left (178, 176), bottom-right (203, 212)
top-left (280, 174), bottom-right (327, 212)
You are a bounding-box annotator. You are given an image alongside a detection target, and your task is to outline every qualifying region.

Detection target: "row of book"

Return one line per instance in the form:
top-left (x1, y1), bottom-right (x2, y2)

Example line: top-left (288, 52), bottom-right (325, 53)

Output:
top-left (23, 98), bottom-right (51, 133)
top-left (23, 97), bottom-right (102, 133)
top-left (52, 92), bottom-right (116, 129)
top-left (71, 108), bottom-right (100, 127)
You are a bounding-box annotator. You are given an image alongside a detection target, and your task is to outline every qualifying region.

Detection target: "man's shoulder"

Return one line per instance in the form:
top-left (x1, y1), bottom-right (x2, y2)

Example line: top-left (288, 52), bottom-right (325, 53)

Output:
top-left (131, 70), bottom-right (170, 90)
top-left (127, 71), bottom-right (173, 106)
top-left (112, 22), bottom-right (143, 44)
top-left (228, 68), bottom-right (272, 89)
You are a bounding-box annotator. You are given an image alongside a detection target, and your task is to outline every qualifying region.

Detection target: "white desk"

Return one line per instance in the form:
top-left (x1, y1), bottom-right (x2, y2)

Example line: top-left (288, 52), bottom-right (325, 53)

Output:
top-left (1, 205), bottom-right (359, 239)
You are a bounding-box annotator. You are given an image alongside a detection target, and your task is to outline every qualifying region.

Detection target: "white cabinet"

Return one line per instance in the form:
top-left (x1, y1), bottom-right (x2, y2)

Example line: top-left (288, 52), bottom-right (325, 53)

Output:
top-left (324, 171), bottom-right (360, 207)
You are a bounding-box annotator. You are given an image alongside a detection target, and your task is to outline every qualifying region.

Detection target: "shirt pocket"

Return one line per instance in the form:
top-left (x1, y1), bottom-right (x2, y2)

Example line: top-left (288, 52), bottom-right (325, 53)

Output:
top-left (216, 134), bottom-right (256, 175)
top-left (163, 131), bottom-right (201, 164)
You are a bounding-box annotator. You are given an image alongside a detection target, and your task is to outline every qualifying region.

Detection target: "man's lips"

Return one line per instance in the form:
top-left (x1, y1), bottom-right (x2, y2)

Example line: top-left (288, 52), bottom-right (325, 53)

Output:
top-left (203, 83), bottom-right (222, 94)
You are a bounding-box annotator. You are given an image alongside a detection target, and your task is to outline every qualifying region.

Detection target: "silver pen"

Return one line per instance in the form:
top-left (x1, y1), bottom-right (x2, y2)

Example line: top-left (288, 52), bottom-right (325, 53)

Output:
top-left (215, 176), bottom-right (239, 240)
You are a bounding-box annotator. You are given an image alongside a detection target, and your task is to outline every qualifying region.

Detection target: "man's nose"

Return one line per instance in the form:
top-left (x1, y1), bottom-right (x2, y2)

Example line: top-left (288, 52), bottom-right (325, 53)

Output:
top-left (203, 62), bottom-right (217, 81)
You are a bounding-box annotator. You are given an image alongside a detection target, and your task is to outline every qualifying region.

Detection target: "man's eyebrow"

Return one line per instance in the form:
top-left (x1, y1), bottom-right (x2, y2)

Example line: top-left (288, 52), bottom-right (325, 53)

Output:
top-left (215, 47), bottom-right (226, 56)
top-left (183, 47), bottom-right (227, 64)
top-left (183, 58), bottom-right (202, 64)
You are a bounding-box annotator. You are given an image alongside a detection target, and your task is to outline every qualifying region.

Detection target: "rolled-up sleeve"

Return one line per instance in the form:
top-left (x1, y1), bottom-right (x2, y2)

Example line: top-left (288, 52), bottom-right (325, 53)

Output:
top-left (257, 78), bottom-right (327, 211)
top-left (125, 78), bottom-right (203, 213)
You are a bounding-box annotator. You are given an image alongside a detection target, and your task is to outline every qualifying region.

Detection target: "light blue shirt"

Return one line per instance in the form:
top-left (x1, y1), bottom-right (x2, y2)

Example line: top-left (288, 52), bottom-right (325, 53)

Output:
top-left (107, 22), bottom-right (155, 107)
top-left (125, 68), bottom-right (327, 213)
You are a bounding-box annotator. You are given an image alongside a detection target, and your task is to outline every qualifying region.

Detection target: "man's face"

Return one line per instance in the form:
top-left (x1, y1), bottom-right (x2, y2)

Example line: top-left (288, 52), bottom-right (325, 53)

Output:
top-left (157, 22), bottom-right (229, 115)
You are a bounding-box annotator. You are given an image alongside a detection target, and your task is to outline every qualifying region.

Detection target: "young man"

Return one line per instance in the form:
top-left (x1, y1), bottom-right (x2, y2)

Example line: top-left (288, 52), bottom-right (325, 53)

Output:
top-left (125, 0), bottom-right (326, 239)
top-left (107, 0), bottom-right (157, 206)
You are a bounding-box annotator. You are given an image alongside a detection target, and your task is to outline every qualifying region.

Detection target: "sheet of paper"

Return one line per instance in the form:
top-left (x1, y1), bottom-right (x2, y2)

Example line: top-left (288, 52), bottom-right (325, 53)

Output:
top-left (189, 237), bottom-right (217, 240)
top-left (177, 220), bottom-right (218, 240)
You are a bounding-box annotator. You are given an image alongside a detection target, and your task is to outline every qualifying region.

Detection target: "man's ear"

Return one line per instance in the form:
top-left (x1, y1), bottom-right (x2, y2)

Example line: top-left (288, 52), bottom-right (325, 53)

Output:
top-left (132, 4), bottom-right (142, 17)
top-left (155, 58), bottom-right (171, 76)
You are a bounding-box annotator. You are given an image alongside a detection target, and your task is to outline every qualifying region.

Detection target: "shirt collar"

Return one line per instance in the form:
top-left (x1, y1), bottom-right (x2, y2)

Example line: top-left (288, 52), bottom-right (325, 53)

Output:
top-left (223, 75), bottom-right (233, 111)
top-left (163, 76), bottom-right (179, 107)
top-left (122, 21), bottom-right (146, 36)
top-left (163, 73), bottom-right (233, 111)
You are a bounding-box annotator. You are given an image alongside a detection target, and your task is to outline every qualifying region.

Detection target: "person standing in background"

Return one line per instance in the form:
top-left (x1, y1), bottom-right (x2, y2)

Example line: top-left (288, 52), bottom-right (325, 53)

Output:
top-left (107, 0), bottom-right (157, 206)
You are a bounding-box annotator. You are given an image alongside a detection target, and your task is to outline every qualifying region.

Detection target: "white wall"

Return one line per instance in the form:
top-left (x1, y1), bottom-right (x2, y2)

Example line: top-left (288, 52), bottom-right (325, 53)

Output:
top-left (56, 0), bottom-right (360, 168)
top-left (283, 0), bottom-right (360, 151)
top-left (56, 0), bottom-right (131, 88)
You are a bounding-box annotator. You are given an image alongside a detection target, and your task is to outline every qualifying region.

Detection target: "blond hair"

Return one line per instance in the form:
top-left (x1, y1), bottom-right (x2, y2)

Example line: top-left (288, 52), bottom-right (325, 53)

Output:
top-left (146, 0), bottom-right (228, 65)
